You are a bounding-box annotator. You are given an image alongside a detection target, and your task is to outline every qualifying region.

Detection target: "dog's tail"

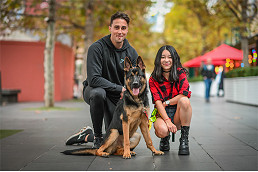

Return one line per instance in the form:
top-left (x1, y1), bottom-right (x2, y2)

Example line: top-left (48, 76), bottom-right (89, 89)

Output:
top-left (61, 148), bottom-right (98, 156)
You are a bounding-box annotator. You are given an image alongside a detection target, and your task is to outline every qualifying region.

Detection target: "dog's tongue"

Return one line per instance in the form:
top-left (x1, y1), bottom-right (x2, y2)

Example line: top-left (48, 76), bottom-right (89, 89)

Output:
top-left (133, 88), bottom-right (140, 96)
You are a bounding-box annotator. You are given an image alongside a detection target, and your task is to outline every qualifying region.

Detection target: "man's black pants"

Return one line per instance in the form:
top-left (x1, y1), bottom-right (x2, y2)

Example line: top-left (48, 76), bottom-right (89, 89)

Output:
top-left (83, 86), bottom-right (117, 138)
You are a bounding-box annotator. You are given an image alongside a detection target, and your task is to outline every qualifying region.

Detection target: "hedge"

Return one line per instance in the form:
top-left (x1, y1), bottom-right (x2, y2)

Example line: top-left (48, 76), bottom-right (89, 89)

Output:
top-left (225, 66), bottom-right (258, 78)
top-left (188, 75), bottom-right (203, 82)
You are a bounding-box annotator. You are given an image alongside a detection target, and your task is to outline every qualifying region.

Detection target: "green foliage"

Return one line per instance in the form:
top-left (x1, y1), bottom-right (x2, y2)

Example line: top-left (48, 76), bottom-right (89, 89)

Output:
top-left (225, 67), bottom-right (258, 78)
top-left (1, 0), bottom-right (153, 43)
top-left (164, 0), bottom-right (235, 64)
top-left (188, 75), bottom-right (203, 82)
top-left (0, 0), bottom-right (24, 35)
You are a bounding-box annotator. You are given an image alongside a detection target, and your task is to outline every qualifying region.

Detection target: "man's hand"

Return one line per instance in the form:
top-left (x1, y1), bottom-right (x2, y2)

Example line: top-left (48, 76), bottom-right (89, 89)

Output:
top-left (120, 87), bottom-right (126, 99)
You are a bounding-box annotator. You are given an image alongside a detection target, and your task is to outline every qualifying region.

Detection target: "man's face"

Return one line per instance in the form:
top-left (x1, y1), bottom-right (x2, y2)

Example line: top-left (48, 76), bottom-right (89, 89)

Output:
top-left (109, 18), bottom-right (128, 45)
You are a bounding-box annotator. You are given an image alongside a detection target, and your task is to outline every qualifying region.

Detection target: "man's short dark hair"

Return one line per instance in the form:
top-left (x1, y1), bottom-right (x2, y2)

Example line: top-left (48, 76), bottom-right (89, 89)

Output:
top-left (110, 12), bottom-right (130, 26)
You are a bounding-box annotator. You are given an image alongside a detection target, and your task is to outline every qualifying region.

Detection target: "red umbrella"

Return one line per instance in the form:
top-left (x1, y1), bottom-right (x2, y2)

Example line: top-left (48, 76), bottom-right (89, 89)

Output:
top-left (183, 58), bottom-right (225, 68)
top-left (183, 56), bottom-right (203, 68)
top-left (212, 60), bottom-right (226, 66)
top-left (183, 44), bottom-right (243, 68)
top-left (200, 44), bottom-right (243, 61)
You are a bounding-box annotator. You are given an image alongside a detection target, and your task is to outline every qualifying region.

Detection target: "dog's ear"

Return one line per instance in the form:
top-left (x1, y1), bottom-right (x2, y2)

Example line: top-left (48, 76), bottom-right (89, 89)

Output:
top-left (124, 57), bottom-right (132, 72)
top-left (137, 56), bottom-right (146, 71)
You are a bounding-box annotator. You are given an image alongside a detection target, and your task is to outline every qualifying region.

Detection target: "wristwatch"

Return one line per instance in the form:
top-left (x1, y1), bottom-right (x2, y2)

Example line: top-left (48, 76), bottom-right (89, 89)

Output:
top-left (165, 100), bottom-right (170, 105)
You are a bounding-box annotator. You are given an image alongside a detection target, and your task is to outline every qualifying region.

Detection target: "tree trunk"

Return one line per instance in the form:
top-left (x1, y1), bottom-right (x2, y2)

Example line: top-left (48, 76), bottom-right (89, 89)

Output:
top-left (240, 0), bottom-right (249, 67)
top-left (241, 37), bottom-right (249, 67)
top-left (201, 33), bottom-right (208, 55)
top-left (82, 0), bottom-right (94, 81)
top-left (44, 0), bottom-right (56, 107)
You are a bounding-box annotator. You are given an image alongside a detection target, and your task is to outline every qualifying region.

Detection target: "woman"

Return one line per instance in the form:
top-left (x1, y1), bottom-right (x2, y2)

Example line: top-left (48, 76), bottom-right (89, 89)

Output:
top-left (149, 45), bottom-right (192, 155)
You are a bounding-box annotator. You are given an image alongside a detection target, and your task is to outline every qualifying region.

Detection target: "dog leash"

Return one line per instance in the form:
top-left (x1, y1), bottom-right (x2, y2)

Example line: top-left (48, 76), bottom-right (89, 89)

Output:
top-left (147, 108), bottom-right (157, 131)
top-left (142, 108), bottom-right (152, 130)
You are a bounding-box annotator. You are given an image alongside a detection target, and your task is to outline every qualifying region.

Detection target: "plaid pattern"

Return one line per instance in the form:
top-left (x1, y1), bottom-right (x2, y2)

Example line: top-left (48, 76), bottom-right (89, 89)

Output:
top-left (149, 68), bottom-right (191, 104)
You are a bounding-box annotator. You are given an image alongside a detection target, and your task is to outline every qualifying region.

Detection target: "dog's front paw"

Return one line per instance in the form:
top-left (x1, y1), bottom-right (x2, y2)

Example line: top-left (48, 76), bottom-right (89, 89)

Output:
top-left (96, 151), bottom-right (110, 158)
top-left (123, 152), bottom-right (132, 159)
top-left (153, 150), bottom-right (164, 155)
top-left (130, 151), bottom-right (137, 156)
top-left (101, 152), bottom-right (110, 158)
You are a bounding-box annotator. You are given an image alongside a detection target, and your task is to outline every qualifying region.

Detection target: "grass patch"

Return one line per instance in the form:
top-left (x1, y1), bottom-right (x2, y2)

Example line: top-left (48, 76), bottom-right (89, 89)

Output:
top-left (0, 130), bottom-right (23, 139)
top-left (69, 98), bottom-right (84, 102)
top-left (23, 106), bottom-right (81, 111)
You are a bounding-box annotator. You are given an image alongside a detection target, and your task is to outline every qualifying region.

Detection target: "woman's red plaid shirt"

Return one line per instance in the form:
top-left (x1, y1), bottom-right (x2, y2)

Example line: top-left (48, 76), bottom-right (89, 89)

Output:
top-left (149, 68), bottom-right (191, 104)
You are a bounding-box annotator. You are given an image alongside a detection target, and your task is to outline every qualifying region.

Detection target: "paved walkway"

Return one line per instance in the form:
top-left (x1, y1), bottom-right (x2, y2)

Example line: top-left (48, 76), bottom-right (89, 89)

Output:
top-left (0, 96), bottom-right (257, 171)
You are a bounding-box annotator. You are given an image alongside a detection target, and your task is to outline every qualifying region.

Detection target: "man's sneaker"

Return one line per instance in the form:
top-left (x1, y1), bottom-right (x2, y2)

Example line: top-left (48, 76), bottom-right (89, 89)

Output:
top-left (159, 134), bottom-right (171, 151)
top-left (65, 126), bottom-right (93, 145)
top-left (92, 136), bottom-right (103, 149)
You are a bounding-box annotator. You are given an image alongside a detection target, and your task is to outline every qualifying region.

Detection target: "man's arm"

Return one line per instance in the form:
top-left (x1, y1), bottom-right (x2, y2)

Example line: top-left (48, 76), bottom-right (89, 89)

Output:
top-left (87, 43), bottom-right (123, 94)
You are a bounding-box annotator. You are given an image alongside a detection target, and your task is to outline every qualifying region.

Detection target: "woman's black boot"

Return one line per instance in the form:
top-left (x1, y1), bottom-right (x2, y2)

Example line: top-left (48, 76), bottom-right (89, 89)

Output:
top-left (159, 134), bottom-right (170, 151)
top-left (178, 126), bottom-right (190, 155)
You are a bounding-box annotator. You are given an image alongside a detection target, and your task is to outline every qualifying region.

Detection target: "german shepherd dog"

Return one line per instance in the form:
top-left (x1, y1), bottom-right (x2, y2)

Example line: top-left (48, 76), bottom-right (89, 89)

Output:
top-left (62, 56), bottom-right (164, 159)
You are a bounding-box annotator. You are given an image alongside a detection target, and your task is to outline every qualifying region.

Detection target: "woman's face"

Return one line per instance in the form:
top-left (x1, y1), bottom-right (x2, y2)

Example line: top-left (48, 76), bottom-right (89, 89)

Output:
top-left (161, 49), bottom-right (172, 72)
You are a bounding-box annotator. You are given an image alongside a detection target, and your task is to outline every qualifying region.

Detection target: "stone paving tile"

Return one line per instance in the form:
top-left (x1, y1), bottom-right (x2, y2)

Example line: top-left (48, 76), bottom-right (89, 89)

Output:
top-left (87, 155), bottom-right (155, 171)
top-left (21, 162), bottom-right (92, 171)
top-left (155, 162), bottom-right (222, 171)
top-left (207, 147), bottom-right (257, 156)
top-left (154, 153), bottom-right (222, 171)
top-left (211, 155), bottom-right (258, 171)
top-left (0, 144), bottom-right (54, 171)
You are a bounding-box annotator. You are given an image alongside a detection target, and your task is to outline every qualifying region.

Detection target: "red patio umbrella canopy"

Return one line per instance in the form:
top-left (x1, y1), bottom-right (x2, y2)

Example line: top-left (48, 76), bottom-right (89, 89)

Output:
top-left (183, 44), bottom-right (243, 68)
top-left (200, 44), bottom-right (243, 61)
top-left (183, 56), bottom-right (203, 68)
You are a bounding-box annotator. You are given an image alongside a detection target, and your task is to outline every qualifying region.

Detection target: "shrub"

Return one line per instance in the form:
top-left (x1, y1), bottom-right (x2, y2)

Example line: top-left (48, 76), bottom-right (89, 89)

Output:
top-left (225, 66), bottom-right (258, 78)
top-left (188, 75), bottom-right (203, 82)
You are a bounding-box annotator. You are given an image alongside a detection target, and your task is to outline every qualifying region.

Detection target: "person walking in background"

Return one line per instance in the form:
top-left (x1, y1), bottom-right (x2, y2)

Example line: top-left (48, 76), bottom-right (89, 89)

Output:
top-left (201, 58), bottom-right (216, 103)
top-left (217, 66), bottom-right (225, 97)
top-left (65, 12), bottom-right (138, 149)
top-left (149, 45), bottom-right (192, 155)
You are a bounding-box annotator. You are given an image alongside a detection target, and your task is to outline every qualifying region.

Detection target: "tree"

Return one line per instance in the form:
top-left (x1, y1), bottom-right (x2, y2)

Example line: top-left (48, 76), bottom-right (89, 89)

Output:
top-left (42, 0), bottom-right (154, 77)
top-left (44, 0), bottom-right (56, 107)
top-left (1, 0), bottom-right (155, 103)
top-left (164, 0), bottom-right (233, 63)
top-left (221, 0), bottom-right (257, 67)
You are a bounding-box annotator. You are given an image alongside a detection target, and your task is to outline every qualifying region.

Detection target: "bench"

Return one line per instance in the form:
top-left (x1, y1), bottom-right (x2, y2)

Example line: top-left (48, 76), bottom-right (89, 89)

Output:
top-left (1, 89), bottom-right (21, 103)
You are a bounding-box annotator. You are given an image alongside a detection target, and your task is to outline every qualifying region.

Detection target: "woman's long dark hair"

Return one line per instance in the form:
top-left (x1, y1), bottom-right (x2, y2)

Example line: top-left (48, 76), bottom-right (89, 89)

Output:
top-left (151, 45), bottom-right (188, 83)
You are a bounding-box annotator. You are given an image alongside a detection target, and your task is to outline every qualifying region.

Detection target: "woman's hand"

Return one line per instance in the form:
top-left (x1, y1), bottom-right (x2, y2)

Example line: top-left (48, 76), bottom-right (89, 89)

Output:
top-left (165, 119), bottom-right (177, 133)
top-left (162, 102), bottom-right (168, 107)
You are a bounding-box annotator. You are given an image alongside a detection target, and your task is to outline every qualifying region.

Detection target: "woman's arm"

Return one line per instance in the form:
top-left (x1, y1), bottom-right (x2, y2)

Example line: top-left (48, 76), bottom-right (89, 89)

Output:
top-left (163, 94), bottom-right (186, 106)
top-left (155, 100), bottom-right (177, 133)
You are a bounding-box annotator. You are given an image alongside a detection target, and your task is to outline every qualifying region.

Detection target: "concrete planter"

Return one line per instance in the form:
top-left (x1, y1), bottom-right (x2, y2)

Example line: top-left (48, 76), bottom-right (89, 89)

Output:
top-left (190, 77), bottom-right (258, 106)
top-left (224, 76), bottom-right (258, 106)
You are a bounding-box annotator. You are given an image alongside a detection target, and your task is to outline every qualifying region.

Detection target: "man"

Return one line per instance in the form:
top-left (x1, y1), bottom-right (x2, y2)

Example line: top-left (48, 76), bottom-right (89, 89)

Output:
top-left (65, 12), bottom-right (138, 148)
top-left (201, 58), bottom-right (216, 103)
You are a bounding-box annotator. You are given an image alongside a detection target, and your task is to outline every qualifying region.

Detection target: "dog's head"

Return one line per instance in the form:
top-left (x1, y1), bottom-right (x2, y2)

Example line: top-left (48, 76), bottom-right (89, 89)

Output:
top-left (124, 56), bottom-right (147, 97)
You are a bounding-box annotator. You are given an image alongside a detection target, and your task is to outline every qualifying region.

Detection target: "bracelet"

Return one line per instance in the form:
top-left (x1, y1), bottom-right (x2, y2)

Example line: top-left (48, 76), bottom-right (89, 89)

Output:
top-left (164, 118), bottom-right (170, 121)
